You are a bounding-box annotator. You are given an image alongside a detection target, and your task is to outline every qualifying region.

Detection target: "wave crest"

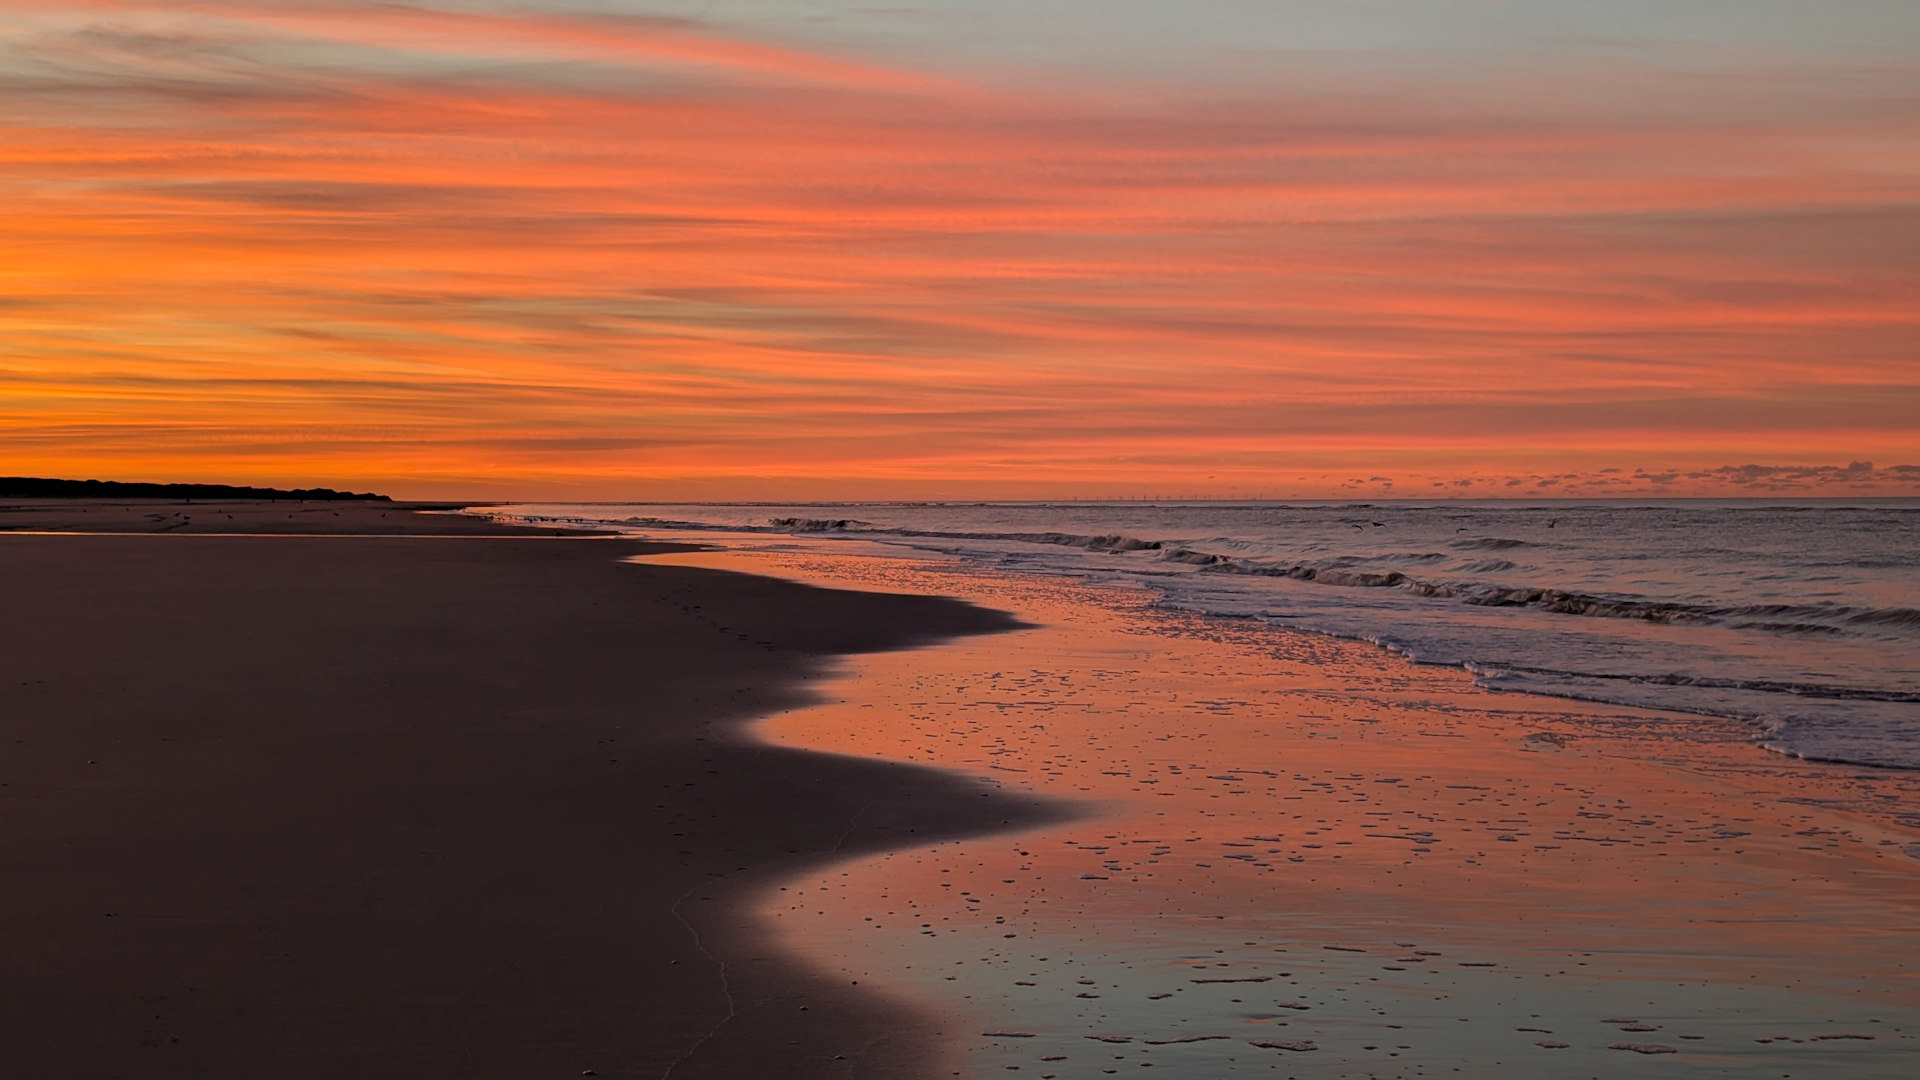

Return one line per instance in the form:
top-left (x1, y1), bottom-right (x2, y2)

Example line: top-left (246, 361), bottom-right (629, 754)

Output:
top-left (1451, 537), bottom-right (1535, 550)
top-left (768, 517), bottom-right (871, 531)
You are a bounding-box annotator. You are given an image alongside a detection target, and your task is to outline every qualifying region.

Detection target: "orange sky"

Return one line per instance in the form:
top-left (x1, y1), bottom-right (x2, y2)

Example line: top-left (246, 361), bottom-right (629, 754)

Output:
top-left (3, 1), bottom-right (1917, 498)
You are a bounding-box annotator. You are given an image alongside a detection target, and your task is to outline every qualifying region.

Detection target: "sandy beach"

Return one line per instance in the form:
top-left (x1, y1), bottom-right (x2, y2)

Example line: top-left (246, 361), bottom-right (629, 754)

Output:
top-left (0, 501), bottom-right (1056, 1077)
top-left (6, 500), bottom-right (1917, 1078)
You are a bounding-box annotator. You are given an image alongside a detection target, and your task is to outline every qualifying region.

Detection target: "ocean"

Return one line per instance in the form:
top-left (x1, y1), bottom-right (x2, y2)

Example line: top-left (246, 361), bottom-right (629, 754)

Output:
top-left (483, 500), bottom-right (1920, 770)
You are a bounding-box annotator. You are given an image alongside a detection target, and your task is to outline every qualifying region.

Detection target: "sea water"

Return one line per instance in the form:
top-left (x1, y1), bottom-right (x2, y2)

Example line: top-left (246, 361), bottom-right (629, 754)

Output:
top-left (484, 500), bottom-right (1920, 770)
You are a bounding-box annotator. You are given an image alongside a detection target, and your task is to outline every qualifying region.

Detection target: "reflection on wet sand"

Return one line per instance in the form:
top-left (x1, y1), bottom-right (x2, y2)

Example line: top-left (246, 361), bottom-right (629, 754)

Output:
top-left (644, 544), bottom-right (1920, 1078)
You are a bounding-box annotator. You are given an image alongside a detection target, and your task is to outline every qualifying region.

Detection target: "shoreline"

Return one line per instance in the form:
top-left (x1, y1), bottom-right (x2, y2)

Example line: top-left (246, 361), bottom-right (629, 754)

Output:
top-left (483, 500), bottom-right (1920, 774)
top-left (12, 500), bottom-right (1916, 1076)
top-left (0, 501), bottom-right (1066, 1077)
top-left (634, 542), bottom-right (1920, 1077)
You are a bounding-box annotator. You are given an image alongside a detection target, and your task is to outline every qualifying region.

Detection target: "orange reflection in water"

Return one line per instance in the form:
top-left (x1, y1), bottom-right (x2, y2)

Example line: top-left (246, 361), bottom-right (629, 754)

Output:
top-left (648, 544), bottom-right (1920, 1076)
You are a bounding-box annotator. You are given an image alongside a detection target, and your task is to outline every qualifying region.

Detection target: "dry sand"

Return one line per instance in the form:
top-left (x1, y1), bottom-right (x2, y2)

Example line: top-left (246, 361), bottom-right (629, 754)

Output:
top-left (0, 502), bottom-right (1059, 1078)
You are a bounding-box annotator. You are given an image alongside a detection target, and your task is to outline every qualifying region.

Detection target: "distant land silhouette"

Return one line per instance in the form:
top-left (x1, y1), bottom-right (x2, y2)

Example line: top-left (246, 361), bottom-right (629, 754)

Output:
top-left (1, 477), bottom-right (390, 501)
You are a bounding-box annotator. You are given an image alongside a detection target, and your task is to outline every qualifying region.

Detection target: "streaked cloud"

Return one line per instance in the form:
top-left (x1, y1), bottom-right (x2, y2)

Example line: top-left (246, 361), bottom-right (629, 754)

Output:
top-left (2, 1), bottom-right (1915, 496)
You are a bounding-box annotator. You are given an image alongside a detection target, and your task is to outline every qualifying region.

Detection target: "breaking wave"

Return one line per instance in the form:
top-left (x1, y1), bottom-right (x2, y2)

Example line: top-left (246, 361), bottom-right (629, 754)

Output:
top-left (769, 517), bottom-right (873, 532)
top-left (1450, 536), bottom-right (1536, 550)
top-left (750, 519), bottom-right (1920, 640)
top-left (1468, 663), bottom-right (1920, 705)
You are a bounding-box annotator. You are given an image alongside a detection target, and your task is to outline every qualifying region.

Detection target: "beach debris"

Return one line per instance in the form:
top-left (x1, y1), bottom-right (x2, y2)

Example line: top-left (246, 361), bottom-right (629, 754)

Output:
top-left (1535, 1041), bottom-right (1571, 1049)
top-left (1250, 1039), bottom-right (1318, 1051)
top-left (1811, 1033), bottom-right (1875, 1040)
top-left (1085, 1034), bottom-right (1133, 1044)
top-left (1143, 1035), bottom-right (1229, 1045)
top-left (1616, 1023), bottom-right (1660, 1032)
top-left (984, 1031), bottom-right (1038, 1038)
top-left (1323, 945), bottom-right (1366, 952)
top-left (1191, 975), bottom-right (1271, 984)
top-left (1607, 1043), bottom-right (1678, 1054)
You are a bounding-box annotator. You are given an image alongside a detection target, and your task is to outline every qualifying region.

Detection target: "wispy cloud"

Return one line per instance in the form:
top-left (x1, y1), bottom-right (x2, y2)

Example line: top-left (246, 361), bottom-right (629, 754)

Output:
top-left (2, 1), bottom-right (1916, 495)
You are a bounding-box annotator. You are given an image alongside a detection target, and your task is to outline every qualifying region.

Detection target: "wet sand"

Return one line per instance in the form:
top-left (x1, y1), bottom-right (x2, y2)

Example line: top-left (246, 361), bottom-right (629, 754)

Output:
top-left (0, 502), bottom-right (1060, 1077)
top-left (636, 544), bottom-right (1920, 1078)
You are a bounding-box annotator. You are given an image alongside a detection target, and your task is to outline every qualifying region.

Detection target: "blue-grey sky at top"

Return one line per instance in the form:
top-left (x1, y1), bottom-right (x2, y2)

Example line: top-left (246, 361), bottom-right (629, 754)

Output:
top-left (514, 1), bottom-right (1920, 68)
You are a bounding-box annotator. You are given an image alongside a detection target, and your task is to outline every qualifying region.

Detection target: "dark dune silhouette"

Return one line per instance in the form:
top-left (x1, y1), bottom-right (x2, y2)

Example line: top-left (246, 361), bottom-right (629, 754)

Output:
top-left (1, 476), bottom-right (390, 501)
